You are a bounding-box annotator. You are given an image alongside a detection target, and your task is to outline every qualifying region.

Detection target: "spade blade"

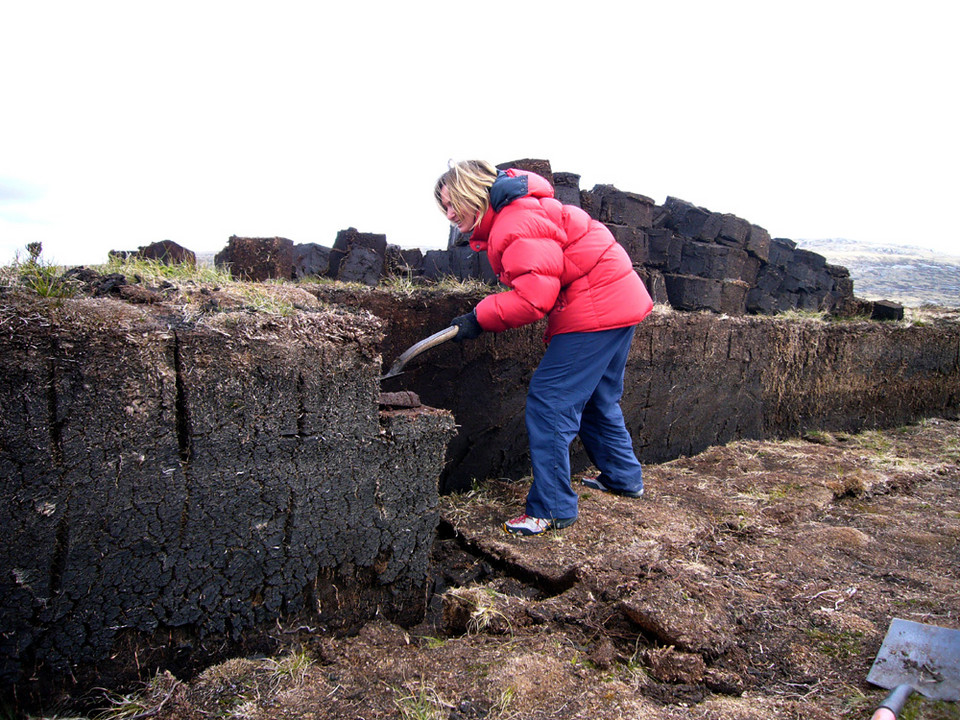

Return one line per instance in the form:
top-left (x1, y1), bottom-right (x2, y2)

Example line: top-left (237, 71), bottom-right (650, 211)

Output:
top-left (867, 618), bottom-right (960, 702)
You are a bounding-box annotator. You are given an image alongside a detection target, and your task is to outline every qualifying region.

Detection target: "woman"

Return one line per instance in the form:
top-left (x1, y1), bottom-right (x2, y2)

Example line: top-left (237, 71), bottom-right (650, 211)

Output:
top-left (435, 160), bottom-right (653, 536)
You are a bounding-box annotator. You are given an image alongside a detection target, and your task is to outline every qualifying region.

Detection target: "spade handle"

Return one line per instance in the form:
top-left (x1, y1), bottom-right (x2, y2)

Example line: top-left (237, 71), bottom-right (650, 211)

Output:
top-left (870, 684), bottom-right (913, 719)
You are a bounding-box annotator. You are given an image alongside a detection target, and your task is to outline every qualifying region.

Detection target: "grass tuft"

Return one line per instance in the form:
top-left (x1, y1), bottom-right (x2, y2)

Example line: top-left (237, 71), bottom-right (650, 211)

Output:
top-left (99, 255), bottom-right (233, 285)
top-left (1, 244), bottom-right (78, 301)
top-left (236, 285), bottom-right (296, 316)
top-left (264, 647), bottom-right (314, 688)
top-left (393, 682), bottom-right (451, 720)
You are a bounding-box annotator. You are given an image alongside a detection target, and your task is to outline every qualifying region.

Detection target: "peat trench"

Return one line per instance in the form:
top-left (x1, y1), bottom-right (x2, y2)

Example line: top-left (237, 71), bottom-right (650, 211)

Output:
top-left (428, 518), bottom-right (577, 615)
top-left (422, 517), bottom-right (735, 708)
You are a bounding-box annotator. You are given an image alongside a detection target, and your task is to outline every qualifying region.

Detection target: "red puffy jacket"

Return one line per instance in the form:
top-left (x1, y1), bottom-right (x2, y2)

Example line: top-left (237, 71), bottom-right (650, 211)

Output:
top-left (470, 169), bottom-right (653, 342)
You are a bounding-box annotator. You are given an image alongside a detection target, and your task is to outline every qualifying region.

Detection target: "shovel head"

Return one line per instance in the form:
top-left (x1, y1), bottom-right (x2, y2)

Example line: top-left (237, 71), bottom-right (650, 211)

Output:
top-left (380, 325), bottom-right (459, 381)
top-left (867, 618), bottom-right (960, 702)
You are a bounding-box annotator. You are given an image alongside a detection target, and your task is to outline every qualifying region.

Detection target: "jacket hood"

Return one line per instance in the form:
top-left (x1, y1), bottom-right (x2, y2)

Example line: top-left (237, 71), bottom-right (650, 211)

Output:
top-left (489, 170), bottom-right (554, 211)
top-left (470, 170), bottom-right (555, 246)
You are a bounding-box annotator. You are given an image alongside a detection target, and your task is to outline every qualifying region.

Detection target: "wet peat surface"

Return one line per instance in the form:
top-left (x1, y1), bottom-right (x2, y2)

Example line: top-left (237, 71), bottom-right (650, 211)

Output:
top-left (41, 420), bottom-right (960, 720)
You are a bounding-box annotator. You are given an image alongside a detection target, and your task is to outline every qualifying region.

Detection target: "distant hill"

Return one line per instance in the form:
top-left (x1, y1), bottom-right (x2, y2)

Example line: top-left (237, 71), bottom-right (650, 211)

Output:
top-left (796, 238), bottom-right (960, 308)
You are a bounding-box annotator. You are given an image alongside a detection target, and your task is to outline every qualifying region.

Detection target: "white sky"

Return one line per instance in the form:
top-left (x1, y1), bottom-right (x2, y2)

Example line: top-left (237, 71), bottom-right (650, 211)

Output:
top-left (2, 0), bottom-right (958, 267)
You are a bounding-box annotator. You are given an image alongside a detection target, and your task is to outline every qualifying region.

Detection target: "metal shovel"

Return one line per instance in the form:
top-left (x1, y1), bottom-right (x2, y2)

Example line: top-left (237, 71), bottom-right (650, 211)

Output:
top-left (380, 325), bottom-right (459, 381)
top-left (866, 617), bottom-right (960, 719)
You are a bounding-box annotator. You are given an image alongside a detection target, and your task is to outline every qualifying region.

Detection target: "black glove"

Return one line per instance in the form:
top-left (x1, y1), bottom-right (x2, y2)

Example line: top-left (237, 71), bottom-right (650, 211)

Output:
top-left (451, 310), bottom-right (483, 342)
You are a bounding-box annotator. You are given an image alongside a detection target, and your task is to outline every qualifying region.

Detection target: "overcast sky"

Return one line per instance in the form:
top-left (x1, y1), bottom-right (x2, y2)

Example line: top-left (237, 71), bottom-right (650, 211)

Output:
top-left (2, 1), bottom-right (958, 267)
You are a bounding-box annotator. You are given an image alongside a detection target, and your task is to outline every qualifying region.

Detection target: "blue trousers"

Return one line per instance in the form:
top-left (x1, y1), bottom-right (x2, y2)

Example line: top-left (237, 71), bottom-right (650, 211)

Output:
top-left (524, 326), bottom-right (644, 520)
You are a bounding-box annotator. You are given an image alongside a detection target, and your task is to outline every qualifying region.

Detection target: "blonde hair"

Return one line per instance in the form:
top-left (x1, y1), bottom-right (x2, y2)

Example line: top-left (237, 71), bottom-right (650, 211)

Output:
top-left (434, 160), bottom-right (499, 231)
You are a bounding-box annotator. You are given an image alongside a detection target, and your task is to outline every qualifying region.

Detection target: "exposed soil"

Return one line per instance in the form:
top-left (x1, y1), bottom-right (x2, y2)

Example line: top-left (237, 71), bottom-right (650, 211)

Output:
top-left (40, 419), bottom-right (960, 720)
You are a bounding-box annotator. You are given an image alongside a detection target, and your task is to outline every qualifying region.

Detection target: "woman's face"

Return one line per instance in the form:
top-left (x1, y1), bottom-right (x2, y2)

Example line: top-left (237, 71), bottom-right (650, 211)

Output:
top-left (439, 185), bottom-right (476, 233)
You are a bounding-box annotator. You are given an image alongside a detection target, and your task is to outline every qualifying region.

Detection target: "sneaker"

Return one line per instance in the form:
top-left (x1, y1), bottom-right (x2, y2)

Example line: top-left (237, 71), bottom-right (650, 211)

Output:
top-left (503, 514), bottom-right (577, 536)
top-left (581, 476), bottom-right (644, 498)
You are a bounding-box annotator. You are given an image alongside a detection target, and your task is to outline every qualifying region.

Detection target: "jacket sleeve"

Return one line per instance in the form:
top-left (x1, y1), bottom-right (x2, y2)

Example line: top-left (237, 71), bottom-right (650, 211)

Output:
top-left (475, 235), bottom-right (563, 332)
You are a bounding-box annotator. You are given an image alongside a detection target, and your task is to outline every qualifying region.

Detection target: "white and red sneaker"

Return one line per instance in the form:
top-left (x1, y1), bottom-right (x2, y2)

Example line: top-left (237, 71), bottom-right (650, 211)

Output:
top-left (503, 514), bottom-right (576, 536)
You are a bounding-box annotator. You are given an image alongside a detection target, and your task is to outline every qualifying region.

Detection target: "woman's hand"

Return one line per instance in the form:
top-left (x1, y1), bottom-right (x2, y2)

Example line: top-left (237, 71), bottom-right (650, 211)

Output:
top-left (451, 311), bottom-right (483, 342)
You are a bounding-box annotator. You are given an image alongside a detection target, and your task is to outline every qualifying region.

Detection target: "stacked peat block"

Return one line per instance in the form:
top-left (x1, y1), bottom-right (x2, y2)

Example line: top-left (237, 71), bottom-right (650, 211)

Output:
top-left (217, 229), bottom-right (421, 286)
top-left (216, 236), bottom-right (294, 281)
top-left (647, 196), bottom-right (768, 314)
top-left (576, 188), bottom-right (765, 314)
top-left (291, 228), bottom-right (426, 285)
top-left (386, 245), bottom-right (426, 280)
top-left (553, 171), bottom-right (585, 207)
top-left (291, 242), bottom-right (333, 279)
top-left (423, 243), bottom-right (497, 283)
top-left (328, 228), bottom-right (387, 285)
top-left (575, 180), bottom-right (852, 315)
top-left (296, 228), bottom-right (417, 285)
top-left (871, 299), bottom-right (906, 321)
top-left (109, 240), bottom-right (197, 266)
top-left (747, 237), bottom-right (855, 315)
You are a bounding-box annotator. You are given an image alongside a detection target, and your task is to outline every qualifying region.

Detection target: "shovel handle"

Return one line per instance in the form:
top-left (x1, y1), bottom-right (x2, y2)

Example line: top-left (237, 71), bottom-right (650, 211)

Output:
top-left (871, 684), bottom-right (913, 719)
